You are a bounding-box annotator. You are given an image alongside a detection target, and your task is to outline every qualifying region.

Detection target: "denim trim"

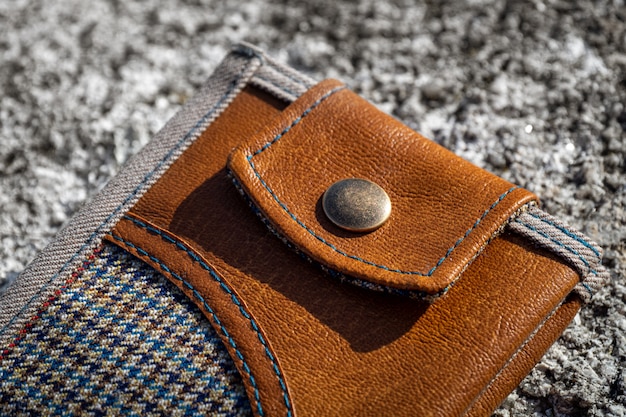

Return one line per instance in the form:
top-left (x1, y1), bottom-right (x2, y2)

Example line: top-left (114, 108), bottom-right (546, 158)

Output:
top-left (254, 74), bottom-right (301, 98)
top-left (513, 219), bottom-right (598, 281)
top-left (236, 41), bottom-right (315, 103)
top-left (527, 212), bottom-right (601, 257)
top-left (250, 75), bottom-right (300, 103)
top-left (508, 204), bottom-right (608, 303)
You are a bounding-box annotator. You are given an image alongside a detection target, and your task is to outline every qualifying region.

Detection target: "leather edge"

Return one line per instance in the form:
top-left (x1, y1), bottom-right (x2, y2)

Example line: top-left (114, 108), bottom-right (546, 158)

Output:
top-left (105, 215), bottom-right (294, 417)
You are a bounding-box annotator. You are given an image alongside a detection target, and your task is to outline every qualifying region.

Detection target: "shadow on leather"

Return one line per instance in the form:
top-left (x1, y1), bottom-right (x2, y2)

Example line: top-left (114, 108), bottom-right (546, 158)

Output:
top-left (170, 169), bottom-right (429, 353)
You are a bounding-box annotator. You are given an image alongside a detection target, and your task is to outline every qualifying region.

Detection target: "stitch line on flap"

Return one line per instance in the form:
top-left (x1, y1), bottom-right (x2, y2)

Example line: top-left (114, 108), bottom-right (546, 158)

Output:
top-left (117, 217), bottom-right (293, 417)
top-left (0, 56), bottom-right (260, 339)
top-left (250, 86), bottom-right (346, 157)
top-left (229, 171), bottom-right (449, 300)
top-left (244, 85), bottom-right (519, 276)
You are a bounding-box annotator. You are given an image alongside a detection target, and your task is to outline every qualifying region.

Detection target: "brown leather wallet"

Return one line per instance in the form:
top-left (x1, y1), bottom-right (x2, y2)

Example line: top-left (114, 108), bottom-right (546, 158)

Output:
top-left (98, 44), bottom-right (606, 416)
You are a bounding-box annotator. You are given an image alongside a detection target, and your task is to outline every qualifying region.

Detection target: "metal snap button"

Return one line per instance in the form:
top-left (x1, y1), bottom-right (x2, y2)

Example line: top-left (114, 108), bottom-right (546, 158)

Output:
top-left (322, 178), bottom-right (391, 232)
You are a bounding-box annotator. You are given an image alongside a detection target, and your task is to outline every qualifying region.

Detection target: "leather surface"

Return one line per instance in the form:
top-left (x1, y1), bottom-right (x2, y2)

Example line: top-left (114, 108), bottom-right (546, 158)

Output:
top-left (228, 79), bottom-right (537, 294)
top-left (108, 83), bottom-right (582, 416)
top-left (463, 295), bottom-right (582, 417)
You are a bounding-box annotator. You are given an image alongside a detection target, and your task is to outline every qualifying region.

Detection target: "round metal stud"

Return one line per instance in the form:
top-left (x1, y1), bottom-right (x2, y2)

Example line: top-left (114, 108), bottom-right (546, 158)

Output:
top-left (322, 178), bottom-right (392, 232)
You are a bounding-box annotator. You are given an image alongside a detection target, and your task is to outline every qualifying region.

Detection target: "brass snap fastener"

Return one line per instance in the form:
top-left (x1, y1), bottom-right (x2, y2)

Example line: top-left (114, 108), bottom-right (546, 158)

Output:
top-left (322, 178), bottom-right (391, 232)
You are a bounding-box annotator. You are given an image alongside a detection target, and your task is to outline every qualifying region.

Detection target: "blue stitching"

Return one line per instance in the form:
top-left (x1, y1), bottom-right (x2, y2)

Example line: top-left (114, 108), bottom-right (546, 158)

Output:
top-left (254, 74), bottom-right (300, 98)
top-left (528, 212), bottom-right (600, 258)
top-left (118, 216), bottom-right (293, 416)
top-left (250, 86), bottom-right (346, 157)
top-left (513, 219), bottom-right (597, 295)
top-left (230, 172), bottom-right (438, 298)
top-left (0, 59), bottom-right (257, 338)
top-left (109, 233), bottom-right (274, 416)
top-left (244, 85), bottom-right (519, 275)
top-left (513, 219), bottom-right (595, 271)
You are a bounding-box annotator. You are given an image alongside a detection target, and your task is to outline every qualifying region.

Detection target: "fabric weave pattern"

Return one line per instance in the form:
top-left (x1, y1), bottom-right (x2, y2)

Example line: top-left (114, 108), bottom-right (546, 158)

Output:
top-left (0, 242), bottom-right (251, 416)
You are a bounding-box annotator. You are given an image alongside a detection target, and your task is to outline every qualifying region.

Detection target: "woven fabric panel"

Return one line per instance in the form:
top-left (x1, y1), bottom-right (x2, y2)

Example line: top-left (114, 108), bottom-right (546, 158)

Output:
top-left (0, 242), bottom-right (251, 416)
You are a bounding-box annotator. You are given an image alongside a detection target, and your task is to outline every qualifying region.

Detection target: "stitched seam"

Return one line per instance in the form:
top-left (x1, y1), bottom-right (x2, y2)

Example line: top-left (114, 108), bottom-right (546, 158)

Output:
top-left (513, 219), bottom-right (597, 295)
top-left (109, 233), bottom-right (267, 417)
top-left (116, 218), bottom-right (293, 416)
top-left (245, 86), bottom-right (520, 276)
top-left (250, 86), bottom-right (346, 157)
top-left (248, 166), bottom-right (517, 276)
top-left (528, 212), bottom-right (600, 257)
top-left (0, 59), bottom-right (257, 338)
top-left (230, 171), bottom-right (510, 301)
top-left (581, 282), bottom-right (593, 294)
top-left (253, 74), bottom-right (299, 98)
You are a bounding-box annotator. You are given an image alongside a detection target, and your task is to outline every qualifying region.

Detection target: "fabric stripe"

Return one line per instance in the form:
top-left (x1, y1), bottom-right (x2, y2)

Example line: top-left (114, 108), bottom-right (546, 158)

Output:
top-left (509, 205), bottom-right (609, 302)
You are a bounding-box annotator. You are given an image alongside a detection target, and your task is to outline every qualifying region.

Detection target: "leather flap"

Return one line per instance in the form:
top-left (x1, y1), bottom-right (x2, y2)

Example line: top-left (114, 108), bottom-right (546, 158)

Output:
top-left (228, 79), bottom-right (537, 294)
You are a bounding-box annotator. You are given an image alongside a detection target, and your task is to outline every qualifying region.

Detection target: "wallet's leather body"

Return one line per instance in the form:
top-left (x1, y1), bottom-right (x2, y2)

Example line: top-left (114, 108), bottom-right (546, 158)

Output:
top-left (0, 44), bottom-right (606, 417)
top-left (105, 51), bottom-right (585, 416)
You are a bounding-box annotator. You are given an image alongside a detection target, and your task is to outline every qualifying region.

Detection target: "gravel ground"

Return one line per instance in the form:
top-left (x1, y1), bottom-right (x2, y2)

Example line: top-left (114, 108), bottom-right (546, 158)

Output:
top-left (0, 0), bottom-right (624, 415)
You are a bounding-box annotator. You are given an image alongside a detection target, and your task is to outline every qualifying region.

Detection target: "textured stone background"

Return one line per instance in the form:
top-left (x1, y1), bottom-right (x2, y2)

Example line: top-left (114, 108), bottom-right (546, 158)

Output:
top-left (0, 0), bottom-right (624, 415)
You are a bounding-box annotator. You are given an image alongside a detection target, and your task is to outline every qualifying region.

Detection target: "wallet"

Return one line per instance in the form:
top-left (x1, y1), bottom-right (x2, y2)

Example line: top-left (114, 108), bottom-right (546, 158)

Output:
top-left (0, 43), bottom-right (608, 416)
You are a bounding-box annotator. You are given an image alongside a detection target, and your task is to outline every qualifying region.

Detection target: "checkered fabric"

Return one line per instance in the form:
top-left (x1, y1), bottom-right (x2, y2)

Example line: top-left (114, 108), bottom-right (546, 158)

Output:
top-left (0, 242), bottom-right (251, 416)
